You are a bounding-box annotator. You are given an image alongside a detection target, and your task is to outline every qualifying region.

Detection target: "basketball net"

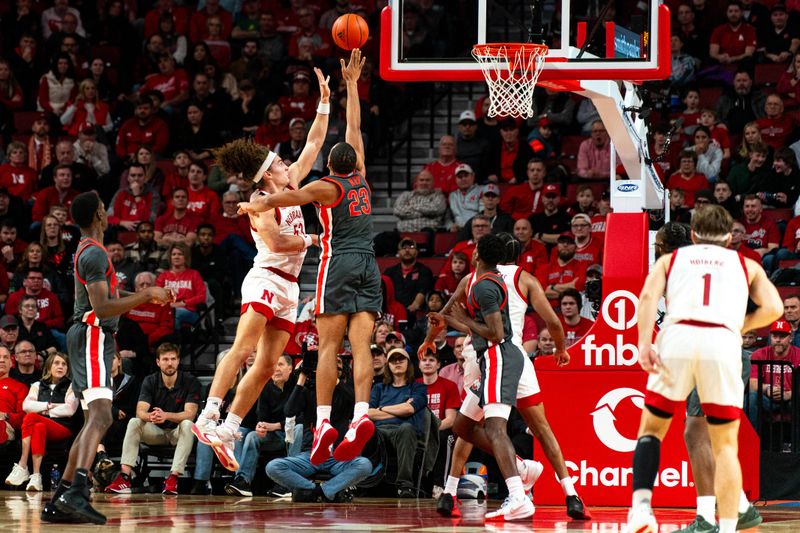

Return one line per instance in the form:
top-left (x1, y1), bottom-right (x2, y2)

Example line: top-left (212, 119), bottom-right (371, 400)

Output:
top-left (471, 43), bottom-right (548, 119)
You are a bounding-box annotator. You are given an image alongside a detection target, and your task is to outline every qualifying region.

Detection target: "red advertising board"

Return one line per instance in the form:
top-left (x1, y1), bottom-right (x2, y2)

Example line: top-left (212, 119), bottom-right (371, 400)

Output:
top-left (531, 212), bottom-right (760, 507)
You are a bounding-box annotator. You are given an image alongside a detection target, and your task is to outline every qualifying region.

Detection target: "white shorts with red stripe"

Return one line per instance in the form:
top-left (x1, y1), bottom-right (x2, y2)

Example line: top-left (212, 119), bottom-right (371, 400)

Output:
top-left (645, 322), bottom-right (744, 421)
top-left (66, 322), bottom-right (116, 403)
top-left (460, 341), bottom-right (538, 421)
top-left (240, 267), bottom-right (299, 333)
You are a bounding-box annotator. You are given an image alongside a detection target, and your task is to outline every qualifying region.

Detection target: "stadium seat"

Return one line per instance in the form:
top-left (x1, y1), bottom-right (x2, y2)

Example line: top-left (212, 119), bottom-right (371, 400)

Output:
top-left (560, 135), bottom-right (584, 159)
top-left (779, 259), bottom-right (800, 269)
top-left (377, 257), bottom-right (399, 273)
top-left (13, 111), bottom-right (40, 134)
top-left (755, 63), bottom-right (787, 87)
top-left (90, 45), bottom-right (121, 66)
top-left (761, 208), bottom-right (793, 225)
top-left (156, 160), bottom-right (175, 173)
top-left (699, 87), bottom-right (723, 110)
top-left (417, 257), bottom-right (446, 273)
top-left (117, 231), bottom-right (137, 246)
top-left (433, 232), bottom-right (458, 256)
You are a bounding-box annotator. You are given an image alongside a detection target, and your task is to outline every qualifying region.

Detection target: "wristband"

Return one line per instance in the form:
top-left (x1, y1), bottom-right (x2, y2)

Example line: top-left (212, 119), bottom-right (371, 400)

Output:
top-left (302, 234), bottom-right (313, 249)
top-left (317, 102), bottom-right (330, 115)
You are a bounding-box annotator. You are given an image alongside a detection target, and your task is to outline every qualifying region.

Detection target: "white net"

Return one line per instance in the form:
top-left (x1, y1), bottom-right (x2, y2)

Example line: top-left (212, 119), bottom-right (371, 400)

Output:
top-left (471, 43), bottom-right (548, 119)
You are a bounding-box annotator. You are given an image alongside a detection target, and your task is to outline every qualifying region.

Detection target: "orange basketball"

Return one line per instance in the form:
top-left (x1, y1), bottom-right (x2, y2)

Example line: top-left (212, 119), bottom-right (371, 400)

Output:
top-left (332, 13), bottom-right (369, 51)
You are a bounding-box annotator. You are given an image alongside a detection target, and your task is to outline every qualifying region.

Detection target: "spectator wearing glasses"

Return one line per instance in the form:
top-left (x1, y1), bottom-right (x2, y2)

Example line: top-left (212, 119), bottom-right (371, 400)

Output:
top-left (569, 214), bottom-right (602, 266)
top-left (383, 237), bottom-right (434, 315)
top-left (10, 338), bottom-right (41, 388)
top-left (727, 221), bottom-right (761, 262)
top-left (16, 296), bottom-right (57, 357)
top-left (458, 184), bottom-right (515, 241)
top-left (577, 121), bottom-right (611, 180)
top-left (5, 353), bottom-right (78, 491)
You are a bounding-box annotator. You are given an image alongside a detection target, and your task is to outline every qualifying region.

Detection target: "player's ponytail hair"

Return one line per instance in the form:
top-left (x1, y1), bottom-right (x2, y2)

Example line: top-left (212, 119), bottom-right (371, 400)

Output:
top-left (691, 204), bottom-right (733, 245)
top-left (496, 232), bottom-right (522, 263)
top-left (211, 139), bottom-right (274, 184)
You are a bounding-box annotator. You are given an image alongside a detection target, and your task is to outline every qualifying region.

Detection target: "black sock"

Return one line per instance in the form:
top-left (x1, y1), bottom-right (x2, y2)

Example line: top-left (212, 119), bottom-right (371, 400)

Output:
top-left (72, 469), bottom-right (90, 490)
top-left (50, 479), bottom-right (71, 503)
top-left (632, 435), bottom-right (661, 492)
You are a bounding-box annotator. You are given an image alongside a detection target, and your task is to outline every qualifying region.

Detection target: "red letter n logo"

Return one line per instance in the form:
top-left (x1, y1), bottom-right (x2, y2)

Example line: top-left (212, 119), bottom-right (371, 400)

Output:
top-left (261, 290), bottom-right (274, 303)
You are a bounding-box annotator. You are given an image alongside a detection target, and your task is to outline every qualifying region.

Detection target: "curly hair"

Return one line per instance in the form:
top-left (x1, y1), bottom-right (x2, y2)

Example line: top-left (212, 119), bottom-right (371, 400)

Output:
top-left (211, 139), bottom-right (271, 183)
top-left (656, 222), bottom-right (692, 253)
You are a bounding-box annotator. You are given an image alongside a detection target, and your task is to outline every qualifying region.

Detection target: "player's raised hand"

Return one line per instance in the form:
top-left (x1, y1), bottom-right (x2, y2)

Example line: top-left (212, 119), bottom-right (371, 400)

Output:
top-left (553, 349), bottom-right (570, 367)
top-left (340, 48), bottom-right (365, 83)
top-left (314, 67), bottom-right (331, 102)
top-left (238, 195), bottom-right (272, 215)
top-left (637, 342), bottom-right (662, 375)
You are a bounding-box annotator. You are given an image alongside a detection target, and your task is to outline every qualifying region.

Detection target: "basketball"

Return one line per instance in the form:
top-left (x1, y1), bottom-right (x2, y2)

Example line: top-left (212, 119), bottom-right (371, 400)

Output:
top-left (331, 13), bottom-right (369, 51)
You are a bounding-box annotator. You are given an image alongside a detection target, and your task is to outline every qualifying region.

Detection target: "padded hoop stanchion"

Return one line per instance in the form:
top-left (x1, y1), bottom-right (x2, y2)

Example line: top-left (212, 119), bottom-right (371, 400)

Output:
top-left (471, 43), bottom-right (548, 119)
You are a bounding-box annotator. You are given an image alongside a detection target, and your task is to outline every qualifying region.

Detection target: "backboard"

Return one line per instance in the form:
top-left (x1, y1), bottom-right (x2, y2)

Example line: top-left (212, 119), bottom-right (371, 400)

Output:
top-left (379, 0), bottom-right (670, 85)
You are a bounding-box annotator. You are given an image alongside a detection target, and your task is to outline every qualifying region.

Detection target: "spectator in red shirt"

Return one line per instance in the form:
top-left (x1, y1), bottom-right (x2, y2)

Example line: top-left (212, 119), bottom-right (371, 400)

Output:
top-left (590, 191), bottom-right (611, 236)
top-left (189, 0), bottom-right (233, 42)
top-left (5, 268), bottom-right (65, 344)
top-left (500, 158), bottom-right (548, 220)
top-left (126, 271), bottom-right (174, 349)
top-left (157, 243), bottom-right (207, 329)
top-left (488, 118), bottom-right (535, 184)
top-left (439, 336), bottom-right (465, 393)
top-left (31, 165), bottom-right (79, 223)
top-left (435, 251), bottom-right (469, 298)
top-left (0, 346), bottom-right (28, 445)
top-left (279, 70), bottom-right (318, 122)
top-left (748, 320), bottom-right (800, 426)
top-left (666, 150), bottom-right (710, 208)
top-left (186, 161), bottom-right (222, 220)
top-left (144, 0), bottom-right (190, 38)
top-left (116, 97), bottom-right (171, 160)
top-left (287, 7), bottom-right (333, 59)
top-left (558, 289), bottom-right (594, 347)
top-left (777, 52), bottom-right (800, 109)
top-left (535, 232), bottom-right (587, 305)
top-left (212, 191), bottom-right (252, 245)
top-left (0, 142), bottom-right (37, 199)
top-left (709, 1), bottom-right (758, 65)
top-left (730, 220), bottom-right (762, 263)
top-left (740, 194), bottom-right (780, 256)
top-left (756, 94), bottom-right (796, 150)
top-left (513, 218), bottom-right (548, 275)
top-left (255, 103), bottom-right (290, 150)
top-left (424, 135), bottom-right (460, 194)
top-left (161, 150), bottom-right (191, 200)
top-left (155, 188), bottom-right (201, 248)
top-left (569, 213), bottom-right (603, 265)
top-left (440, 215), bottom-right (492, 275)
top-left (139, 53), bottom-right (190, 112)
top-left (417, 352), bottom-right (459, 428)
top-left (108, 163), bottom-right (160, 233)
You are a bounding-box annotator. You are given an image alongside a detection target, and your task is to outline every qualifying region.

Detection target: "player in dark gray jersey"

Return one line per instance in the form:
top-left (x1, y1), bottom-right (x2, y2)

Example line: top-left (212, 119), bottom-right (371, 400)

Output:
top-left (43, 192), bottom-right (173, 525)
top-left (443, 234), bottom-right (534, 521)
top-left (238, 49), bottom-right (381, 465)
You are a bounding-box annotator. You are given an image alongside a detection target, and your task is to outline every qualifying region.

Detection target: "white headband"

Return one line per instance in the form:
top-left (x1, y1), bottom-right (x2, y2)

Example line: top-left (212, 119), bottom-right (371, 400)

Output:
top-left (693, 232), bottom-right (731, 242)
top-left (253, 151), bottom-right (278, 183)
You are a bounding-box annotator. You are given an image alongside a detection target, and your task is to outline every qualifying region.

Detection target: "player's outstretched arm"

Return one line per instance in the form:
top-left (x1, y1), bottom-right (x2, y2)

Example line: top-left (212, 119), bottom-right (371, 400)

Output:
top-left (238, 179), bottom-right (339, 213)
top-left (289, 67), bottom-right (331, 189)
top-left (743, 258), bottom-right (784, 332)
top-left (341, 48), bottom-right (366, 177)
top-left (86, 281), bottom-right (173, 319)
top-left (637, 254), bottom-right (669, 374)
top-left (251, 206), bottom-right (318, 253)
top-left (521, 271), bottom-right (569, 365)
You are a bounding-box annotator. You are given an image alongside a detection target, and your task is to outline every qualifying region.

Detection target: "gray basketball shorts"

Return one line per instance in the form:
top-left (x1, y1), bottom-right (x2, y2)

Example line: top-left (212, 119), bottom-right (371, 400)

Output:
top-left (67, 322), bottom-right (116, 399)
top-left (316, 252), bottom-right (382, 315)
top-left (472, 342), bottom-right (526, 407)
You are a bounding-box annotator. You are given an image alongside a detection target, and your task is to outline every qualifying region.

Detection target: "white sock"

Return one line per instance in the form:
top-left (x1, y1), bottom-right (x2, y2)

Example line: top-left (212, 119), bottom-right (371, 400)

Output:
top-left (202, 397), bottom-right (222, 419)
top-left (718, 518), bottom-right (737, 533)
top-left (352, 402), bottom-right (369, 421)
top-left (505, 475), bottom-right (525, 500)
top-left (444, 475), bottom-right (460, 496)
top-left (697, 495), bottom-right (716, 524)
top-left (560, 476), bottom-right (578, 497)
top-left (632, 489), bottom-right (653, 509)
top-left (223, 413), bottom-right (242, 433)
top-left (738, 491), bottom-right (750, 513)
top-left (316, 405), bottom-right (332, 429)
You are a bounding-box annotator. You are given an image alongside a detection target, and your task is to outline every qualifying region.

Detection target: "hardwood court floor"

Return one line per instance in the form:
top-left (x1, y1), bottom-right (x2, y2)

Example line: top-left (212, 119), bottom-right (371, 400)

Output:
top-left (2, 493), bottom-right (798, 531)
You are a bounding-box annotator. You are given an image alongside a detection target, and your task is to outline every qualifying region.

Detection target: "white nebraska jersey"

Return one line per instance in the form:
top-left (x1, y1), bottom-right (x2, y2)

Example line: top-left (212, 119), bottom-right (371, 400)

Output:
top-left (663, 244), bottom-right (749, 333)
top-left (497, 264), bottom-right (528, 346)
top-left (250, 189), bottom-right (307, 278)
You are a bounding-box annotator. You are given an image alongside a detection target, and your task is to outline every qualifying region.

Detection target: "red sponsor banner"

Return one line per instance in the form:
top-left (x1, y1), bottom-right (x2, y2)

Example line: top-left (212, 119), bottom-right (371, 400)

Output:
top-left (532, 212), bottom-right (759, 507)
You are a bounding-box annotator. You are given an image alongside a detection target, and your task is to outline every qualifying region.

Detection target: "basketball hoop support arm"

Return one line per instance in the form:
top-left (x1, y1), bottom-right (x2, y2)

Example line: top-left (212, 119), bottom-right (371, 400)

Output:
top-left (573, 80), bottom-right (665, 213)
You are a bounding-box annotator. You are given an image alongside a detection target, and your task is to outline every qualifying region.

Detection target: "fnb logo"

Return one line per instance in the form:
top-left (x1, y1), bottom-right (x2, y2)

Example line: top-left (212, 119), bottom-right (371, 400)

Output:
top-left (616, 183), bottom-right (639, 192)
top-left (583, 290), bottom-right (639, 366)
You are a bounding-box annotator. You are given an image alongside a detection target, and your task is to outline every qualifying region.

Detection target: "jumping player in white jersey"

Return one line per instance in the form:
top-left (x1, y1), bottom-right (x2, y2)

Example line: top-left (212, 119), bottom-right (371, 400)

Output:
top-left (191, 68), bottom-right (331, 469)
top-left (625, 205), bottom-right (783, 533)
top-left (422, 233), bottom-right (589, 520)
